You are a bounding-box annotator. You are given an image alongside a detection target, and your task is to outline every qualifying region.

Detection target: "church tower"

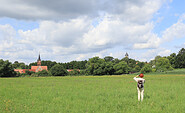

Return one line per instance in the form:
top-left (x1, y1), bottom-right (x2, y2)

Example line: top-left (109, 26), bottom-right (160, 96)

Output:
top-left (125, 52), bottom-right (129, 58)
top-left (37, 54), bottom-right (41, 66)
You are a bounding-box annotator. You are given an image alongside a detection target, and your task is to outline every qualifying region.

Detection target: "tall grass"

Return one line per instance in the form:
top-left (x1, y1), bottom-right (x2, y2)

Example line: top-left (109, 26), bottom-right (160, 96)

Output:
top-left (0, 74), bottom-right (184, 113)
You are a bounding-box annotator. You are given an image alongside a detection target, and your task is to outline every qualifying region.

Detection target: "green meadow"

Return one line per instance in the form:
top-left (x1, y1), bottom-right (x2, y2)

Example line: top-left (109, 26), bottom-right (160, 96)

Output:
top-left (0, 73), bottom-right (184, 113)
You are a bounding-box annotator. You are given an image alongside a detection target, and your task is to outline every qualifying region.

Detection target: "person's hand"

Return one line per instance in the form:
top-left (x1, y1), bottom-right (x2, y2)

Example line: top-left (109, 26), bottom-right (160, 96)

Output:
top-left (136, 75), bottom-right (139, 77)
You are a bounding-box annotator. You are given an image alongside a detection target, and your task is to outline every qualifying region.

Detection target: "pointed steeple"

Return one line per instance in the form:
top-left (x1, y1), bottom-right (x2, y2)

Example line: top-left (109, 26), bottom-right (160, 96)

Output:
top-left (125, 52), bottom-right (129, 58)
top-left (37, 54), bottom-right (41, 66)
top-left (38, 54), bottom-right (41, 61)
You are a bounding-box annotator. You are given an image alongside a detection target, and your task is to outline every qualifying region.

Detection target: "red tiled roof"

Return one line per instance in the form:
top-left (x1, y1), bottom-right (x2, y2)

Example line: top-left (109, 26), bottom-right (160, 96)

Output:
top-left (31, 66), bottom-right (47, 70)
top-left (14, 66), bottom-right (48, 73)
top-left (31, 66), bottom-right (48, 72)
top-left (67, 69), bottom-right (80, 72)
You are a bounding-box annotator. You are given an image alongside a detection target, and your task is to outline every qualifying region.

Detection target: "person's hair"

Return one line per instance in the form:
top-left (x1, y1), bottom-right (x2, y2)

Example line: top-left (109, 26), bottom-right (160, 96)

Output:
top-left (139, 73), bottom-right (144, 78)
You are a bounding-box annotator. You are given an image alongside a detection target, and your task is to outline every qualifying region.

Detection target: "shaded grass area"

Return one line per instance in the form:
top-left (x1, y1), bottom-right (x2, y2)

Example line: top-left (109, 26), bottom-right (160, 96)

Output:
top-left (0, 74), bottom-right (184, 113)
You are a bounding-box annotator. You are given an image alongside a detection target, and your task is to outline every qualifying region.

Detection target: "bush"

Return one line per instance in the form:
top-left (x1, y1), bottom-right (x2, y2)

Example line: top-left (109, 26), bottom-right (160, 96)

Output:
top-left (25, 70), bottom-right (35, 75)
top-left (20, 73), bottom-right (29, 77)
top-left (50, 64), bottom-right (68, 76)
top-left (68, 69), bottom-right (80, 76)
top-left (79, 70), bottom-right (86, 75)
top-left (16, 72), bottom-right (21, 77)
top-left (37, 70), bottom-right (51, 76)
top-left (30, 73), bottom-right (39, 77)
top-left (152, 68), bottom-right (156, 72)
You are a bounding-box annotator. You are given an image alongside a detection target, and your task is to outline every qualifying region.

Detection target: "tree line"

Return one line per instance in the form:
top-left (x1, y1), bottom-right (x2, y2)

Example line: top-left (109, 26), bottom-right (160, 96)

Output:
top-left (0, 48), bottom-right (185, 77)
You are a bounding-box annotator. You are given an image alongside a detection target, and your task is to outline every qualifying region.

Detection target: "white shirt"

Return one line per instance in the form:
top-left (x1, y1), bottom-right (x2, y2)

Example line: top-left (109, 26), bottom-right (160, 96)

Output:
top-left (133, 77), bottom-right (145, 83)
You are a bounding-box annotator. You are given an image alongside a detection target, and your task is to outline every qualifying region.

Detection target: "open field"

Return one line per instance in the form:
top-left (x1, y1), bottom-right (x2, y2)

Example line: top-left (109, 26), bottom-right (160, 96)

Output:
top-left (0, 74), bottom-right (184, 113)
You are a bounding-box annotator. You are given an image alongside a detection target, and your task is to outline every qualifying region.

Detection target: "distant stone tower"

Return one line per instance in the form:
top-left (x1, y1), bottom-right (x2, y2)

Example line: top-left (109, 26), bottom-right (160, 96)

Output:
top-left (37, 54), bottom-right (41, 66)
top-left (125, 52), bottom-right (129, 58)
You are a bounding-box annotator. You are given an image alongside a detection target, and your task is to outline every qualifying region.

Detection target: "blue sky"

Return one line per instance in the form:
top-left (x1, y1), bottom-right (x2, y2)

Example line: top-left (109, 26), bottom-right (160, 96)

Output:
top-left (0, 0), bottom-right (185, 64)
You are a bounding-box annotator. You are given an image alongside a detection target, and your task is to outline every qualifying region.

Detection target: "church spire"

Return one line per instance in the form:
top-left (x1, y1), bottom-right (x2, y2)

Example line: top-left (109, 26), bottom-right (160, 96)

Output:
top-left (125, 52), bottom-right (129, 58)
top-left (38, 54), bottom-right (41, 61)
top-left (37, 54), bottom-right (41, 66)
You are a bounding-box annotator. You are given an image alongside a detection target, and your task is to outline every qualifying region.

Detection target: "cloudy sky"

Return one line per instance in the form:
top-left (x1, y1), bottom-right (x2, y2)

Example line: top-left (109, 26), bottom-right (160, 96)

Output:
top-left (0, 0), bottom-right (185, 64)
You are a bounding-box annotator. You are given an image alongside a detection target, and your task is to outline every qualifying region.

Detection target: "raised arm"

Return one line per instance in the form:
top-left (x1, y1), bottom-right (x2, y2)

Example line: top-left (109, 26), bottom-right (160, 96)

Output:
top-left (133, 75), bottom-right (139, 82)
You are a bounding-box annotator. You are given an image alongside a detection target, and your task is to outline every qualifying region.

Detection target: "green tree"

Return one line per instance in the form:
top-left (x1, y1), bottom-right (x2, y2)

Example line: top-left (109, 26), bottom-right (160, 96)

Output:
top-left (113, 61), bottom-right (129, 75)
top-left (156, 57), bottom-right (173, 72)
top-left (62, 60), bottom-right (87, 69)
top-left (133, 65), bottom-right (141, 72)
top-left (167, 53), bottom-right (176, 68)
top-left (0, 59), bottom-right (16, 77)
top-left (137, 62), bottom-right (145, 69)
top-left (25, 70), bottom-right (34, 75)
top-left (175, 48), bottom-right (185, 68)
top-left (104, 56), bottom-right (114, 62)
top-left (140, 64), bottom-right (152, 73)
top-left (50, 64), bottom-right (68, 76)
top-left (68, 69), bottom-right (80, 76)
top-left (85, 57), bottom-right (105, 75)
top-left (37, 70), bottom-right (51, 76)
top-left (105, 62), bottom-right (114, 75)
top-left (29, 62), bottom-right (37, 68)
top-left (93, 62), bottom-right (106, 75)
top-left (112, 58), bottom-right (120, 64)
top-left (121, 57), bottom-right (129, 64)
top-left (13, 61), bottom-right (27, 69)
top-left (12, 61), bottom-right (19, 69)
top-left (41, 60), bottom-right (57, 70)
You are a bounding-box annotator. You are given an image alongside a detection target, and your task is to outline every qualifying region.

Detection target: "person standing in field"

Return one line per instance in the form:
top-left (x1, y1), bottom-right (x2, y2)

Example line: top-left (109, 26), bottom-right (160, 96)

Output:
top-left (133, 73), bottom-right (145, 101)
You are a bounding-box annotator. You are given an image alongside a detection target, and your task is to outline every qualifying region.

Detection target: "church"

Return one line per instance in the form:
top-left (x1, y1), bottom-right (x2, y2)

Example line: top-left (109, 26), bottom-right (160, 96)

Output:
top-left (14, 54), bottom-right (48, 73)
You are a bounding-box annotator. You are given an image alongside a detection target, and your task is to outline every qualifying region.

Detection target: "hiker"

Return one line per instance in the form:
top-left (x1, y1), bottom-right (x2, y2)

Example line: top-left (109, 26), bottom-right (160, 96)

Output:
top-left (133, 73), bottom-right (145, 101)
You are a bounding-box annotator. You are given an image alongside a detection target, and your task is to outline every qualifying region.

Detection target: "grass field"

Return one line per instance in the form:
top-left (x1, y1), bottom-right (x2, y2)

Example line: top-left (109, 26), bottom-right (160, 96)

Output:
top-left (0, 73), bottom-right (184, 113)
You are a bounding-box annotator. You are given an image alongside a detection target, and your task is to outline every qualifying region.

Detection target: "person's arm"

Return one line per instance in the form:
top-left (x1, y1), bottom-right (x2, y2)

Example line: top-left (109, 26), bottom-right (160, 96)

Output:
top-left (133, 75), bottom-right (139, 82)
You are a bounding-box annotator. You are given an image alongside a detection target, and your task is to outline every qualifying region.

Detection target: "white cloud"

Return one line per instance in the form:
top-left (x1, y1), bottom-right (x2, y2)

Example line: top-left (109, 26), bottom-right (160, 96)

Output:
top-left (0, 24), bottom-right (16, 52)
top-left (0, 0), bottom-right (177, 63)
top-left (162, 14), bottom-right (185, 42)
top-left (17, 15), bottom-right (161, 56)
top-left (83, 16), bottom-right (160, 50)
top-left (133, 32), bottom-right (161, 49)
top-left (158, 49), bottom-right (171, 56)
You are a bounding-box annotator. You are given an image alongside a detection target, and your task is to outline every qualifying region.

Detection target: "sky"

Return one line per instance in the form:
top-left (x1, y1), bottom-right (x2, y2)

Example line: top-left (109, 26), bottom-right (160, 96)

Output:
top-left (0, 0), bottom-right (185, 64)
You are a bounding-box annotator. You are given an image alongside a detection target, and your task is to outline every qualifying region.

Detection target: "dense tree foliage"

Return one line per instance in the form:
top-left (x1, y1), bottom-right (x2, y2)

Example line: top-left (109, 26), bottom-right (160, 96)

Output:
top-left (1, 48), bottom-right (184, 77)
top-left (155, 57), bottom-right (173, 72)
top-left (104, 62), bottom-right (114, 75)
top-left (0, 59), bottom-right (16, 77)
top-left (175, 48), bottom-right (185, 68)
top-left (68, 69), bottom-right (80, 76)
top-left (104, 56), bottom-right (114, 62)
top-left (140, 64), bottom-right (152, 73)
top-left (62, 60), bottom-right (87, 69)
top-left (25, 70), bottom-right (34, 75)
top-left (28, 62), bottom-right (37, 68)
top-left (37, 70), bottom-right (51, 76)
top-left (113, 61), bottom-right (129, 74)
top-left (50, 64), bottom-right (68, 76)
top-left (13, 61), bottom-right (28, 69)
top-left (167, 53), bottom-right (176, 68)
top-left (85, 57), bottom-right (105, 75)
